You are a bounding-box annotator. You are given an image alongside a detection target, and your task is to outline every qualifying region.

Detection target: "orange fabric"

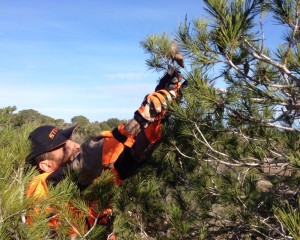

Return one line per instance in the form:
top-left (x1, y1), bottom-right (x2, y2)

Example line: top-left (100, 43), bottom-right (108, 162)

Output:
top-left (157, 89), bottom-right (173, 101)
top-left (26, 172), bottom-right (113, 236)
top-left (152, 92), bottom-right (167, 104)
top-left (137, 90), bottom-right (173, 120)
top-left (144, 119), bottom-right (163, 144)
top-left (102, 137), bottom-right (125, 166)
top-left (148, 94), bottom-right (164, 112)
top-left (101, 124), bottom-right (135, 166)
top-left (26, 172), bottom-right (51, 199)
top-left (26, 172), bottom-right (61, 229)
top-left (107, 232), bottom-right (117, 240)
top-left (86, 201), bottom-right (113, 226)
top-left (137, 104), bottom-right (146, 116)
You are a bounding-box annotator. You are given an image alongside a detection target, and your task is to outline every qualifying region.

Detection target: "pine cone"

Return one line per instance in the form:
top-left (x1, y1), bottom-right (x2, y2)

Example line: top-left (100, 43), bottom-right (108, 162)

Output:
top-left (174, 53), bottom-right (184, 68)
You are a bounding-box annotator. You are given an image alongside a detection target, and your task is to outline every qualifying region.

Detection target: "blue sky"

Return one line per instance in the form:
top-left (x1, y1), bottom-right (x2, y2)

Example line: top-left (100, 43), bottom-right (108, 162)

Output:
top-left (0, 1), bottom-right (282, 123)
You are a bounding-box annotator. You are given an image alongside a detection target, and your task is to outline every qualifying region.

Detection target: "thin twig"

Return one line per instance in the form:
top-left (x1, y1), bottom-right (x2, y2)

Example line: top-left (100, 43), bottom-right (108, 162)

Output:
top-left (243, 39), bottom-right (300, 83)
top-left (193, 122), bottom-right (229, 157)
top-left (171, 141), bottom-right (194, 159)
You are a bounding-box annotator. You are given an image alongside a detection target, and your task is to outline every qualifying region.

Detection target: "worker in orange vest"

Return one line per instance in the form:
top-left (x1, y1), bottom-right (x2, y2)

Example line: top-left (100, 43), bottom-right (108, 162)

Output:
top-left (25, 67), bottom-right (183, 239)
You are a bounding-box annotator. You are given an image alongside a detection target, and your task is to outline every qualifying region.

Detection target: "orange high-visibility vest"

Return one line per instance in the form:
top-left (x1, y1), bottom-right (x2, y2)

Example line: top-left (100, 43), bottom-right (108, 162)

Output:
top-left (101, 124), bottom-right (136, 167)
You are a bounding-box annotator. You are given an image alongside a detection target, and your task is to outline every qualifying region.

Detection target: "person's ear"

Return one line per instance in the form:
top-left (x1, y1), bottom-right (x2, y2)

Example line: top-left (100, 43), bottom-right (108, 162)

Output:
top-left (38, 160), bottom-right (56, 173)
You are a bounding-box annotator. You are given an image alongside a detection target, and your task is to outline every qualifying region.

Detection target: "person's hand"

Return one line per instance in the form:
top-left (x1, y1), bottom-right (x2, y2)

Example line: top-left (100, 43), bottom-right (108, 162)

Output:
top-left (134, 90), bottom-right (175, 127)
top-left (155, 66), bottom-right (183, 96)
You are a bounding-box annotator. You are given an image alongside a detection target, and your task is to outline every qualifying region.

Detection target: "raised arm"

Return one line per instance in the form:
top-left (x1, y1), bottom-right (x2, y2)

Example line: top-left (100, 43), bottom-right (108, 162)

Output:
top-left (124, 66), bottom-right (183, 135)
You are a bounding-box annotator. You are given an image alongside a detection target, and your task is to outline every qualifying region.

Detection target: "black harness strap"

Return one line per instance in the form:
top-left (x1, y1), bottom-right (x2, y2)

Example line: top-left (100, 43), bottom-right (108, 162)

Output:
top-left (111, 127), bottom-right (127, 143)
top-left (114, 147), bottom-right (144, 180)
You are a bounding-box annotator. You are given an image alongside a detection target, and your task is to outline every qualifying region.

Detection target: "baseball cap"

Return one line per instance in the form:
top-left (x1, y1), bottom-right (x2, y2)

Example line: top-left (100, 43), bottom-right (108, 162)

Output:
top-left (25, 125), bottom-right (78, 165)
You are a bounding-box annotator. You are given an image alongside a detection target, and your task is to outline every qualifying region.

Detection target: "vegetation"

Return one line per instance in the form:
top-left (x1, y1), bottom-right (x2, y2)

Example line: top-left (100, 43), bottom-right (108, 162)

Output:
top-left (0, 107), bottom-right (123, 239)
top-left (1, 0), bottom-right (300, 239)
top-left (117, 0), bottom-right (300, 239)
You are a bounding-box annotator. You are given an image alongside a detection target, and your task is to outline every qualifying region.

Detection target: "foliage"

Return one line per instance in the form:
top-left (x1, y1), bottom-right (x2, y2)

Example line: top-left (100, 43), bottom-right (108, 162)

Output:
top-left (2, 0), bottom-right (300, 239)
top-left (128, 0), bottom-right (300, 239)
top-left (0, 107), bottom-right (121, 239)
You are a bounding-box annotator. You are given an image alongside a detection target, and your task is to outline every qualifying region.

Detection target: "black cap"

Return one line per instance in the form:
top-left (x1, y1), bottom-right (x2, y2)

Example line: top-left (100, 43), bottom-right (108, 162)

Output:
top-left (25, 125), bottom-right (78, 165)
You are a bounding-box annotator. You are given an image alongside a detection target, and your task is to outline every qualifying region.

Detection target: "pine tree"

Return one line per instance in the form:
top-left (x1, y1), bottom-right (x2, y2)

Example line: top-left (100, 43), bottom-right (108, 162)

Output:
top-left (2, 0), bottom-right (300, 239)
top-left (126, 0), bottom-right (300, 239)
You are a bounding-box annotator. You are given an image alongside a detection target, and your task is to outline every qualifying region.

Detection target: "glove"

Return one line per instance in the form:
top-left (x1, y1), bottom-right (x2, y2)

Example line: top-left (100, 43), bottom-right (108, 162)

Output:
top-left (155, 66), bottom-right (183, 96)
top-left (134, 89), bottom-right (175, 128)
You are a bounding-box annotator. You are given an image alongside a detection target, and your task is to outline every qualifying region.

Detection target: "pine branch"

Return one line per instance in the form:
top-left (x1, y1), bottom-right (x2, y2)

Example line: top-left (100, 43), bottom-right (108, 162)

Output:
top-left (192, 121), bottom-right (228, 158)
top-left (191, 125), bottom-right (261, 167)
top-left (60, 210), bottom-right (82, 238)
top-left (243, 39), bottom-right (300, 84)
top-left (171, 141), bottom-right (194, 160)
top-left (265, 122), bottom-right (300, 131)
top-left (202, 152), bottom-right (260, 167)
top-left (1, 208), bottom-right (28, 224)
top-left (1, 191), bottom-right (66, 224)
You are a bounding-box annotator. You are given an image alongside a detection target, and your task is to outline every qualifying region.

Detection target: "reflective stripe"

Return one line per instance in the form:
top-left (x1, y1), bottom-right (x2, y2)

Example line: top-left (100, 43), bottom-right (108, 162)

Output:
top-left (157, 89), bottom-right (173, 101)
top-left (152, 92), bottom-right (167, 107)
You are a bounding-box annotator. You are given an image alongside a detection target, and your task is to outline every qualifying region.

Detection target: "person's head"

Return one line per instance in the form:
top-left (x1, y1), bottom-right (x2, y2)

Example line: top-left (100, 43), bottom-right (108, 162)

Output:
top-left (26, 125), bottom-right (80, 173)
